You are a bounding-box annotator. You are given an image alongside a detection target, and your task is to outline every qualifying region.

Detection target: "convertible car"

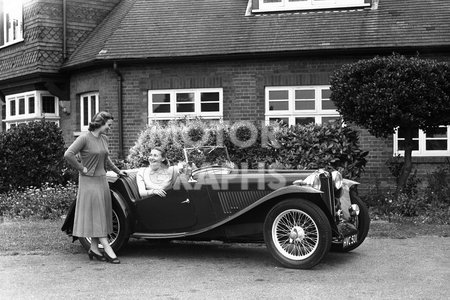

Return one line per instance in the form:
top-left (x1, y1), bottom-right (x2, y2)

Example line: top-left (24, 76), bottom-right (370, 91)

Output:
top-left (62, 146), bottom-right (369, 269)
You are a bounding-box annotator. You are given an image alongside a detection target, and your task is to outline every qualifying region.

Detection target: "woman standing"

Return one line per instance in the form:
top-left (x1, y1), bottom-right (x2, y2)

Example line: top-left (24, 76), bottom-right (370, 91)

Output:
top-left (64, 111), bottom-right (126, 264)
top-left (136, 147), bottom-right (185, 198)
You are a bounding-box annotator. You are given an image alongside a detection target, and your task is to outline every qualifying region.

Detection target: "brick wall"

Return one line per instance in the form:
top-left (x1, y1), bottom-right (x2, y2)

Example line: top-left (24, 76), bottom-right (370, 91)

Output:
top-left (67, 54), bottom-right (450, 195)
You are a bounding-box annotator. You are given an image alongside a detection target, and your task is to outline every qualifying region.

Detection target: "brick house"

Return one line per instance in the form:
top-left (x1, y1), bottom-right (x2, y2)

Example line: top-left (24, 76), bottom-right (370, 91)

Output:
top-left (1, 0), bottom-right (450, 193)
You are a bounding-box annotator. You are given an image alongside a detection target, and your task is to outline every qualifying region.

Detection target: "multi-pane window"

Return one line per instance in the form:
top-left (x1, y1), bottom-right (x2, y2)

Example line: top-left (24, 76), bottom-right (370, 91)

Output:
top-left (254, 0), bottom-right (369, 12)
top-left (148, 88), bottom-right (223, 122)
top-left (80, 92), bottom-right (99, 131)
top-left (265, 86), bottom-right (340, 126)
top-left (394, 127), bottom-right (450, 157)
top-left (0, 0), bottom-right (23, 48)
top-left (42, 96), bottom-right (56, 114)
top-left (4, 91), bottom-right (59, 130)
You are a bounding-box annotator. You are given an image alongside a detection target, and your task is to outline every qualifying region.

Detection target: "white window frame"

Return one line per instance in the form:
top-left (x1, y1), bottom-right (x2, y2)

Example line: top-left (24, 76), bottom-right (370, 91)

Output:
top-left (80, 92), bottom-right (99, 132)
top-left (5, 91), bottom-right (59, 130)
top-left (254, 0), bottom-right (369, 13)
top-left (7, 120), bottom-right (60, 129)
top-left (394, 126), bottom-right (450, 157)
top-left (0, 0), bottom-right (24, 48)
top-left (148, 88), bottom-right (223, 123)
top-left (265, 85), bottom-right (340, 126)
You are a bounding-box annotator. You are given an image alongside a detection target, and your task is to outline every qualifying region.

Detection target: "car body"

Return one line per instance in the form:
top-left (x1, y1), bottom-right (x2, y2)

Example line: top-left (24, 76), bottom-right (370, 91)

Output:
top-left (62, 146), bottom-right (370, 269)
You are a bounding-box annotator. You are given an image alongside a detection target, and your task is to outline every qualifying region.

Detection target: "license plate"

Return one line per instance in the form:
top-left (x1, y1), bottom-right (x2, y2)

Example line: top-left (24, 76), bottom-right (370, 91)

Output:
top-left (343, 234), bottom-right (358, 248)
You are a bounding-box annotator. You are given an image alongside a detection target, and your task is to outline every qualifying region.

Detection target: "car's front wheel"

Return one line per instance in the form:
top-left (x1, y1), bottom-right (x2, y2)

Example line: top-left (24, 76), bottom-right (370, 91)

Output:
top-left (264, 199), bottom-right (332, 269)
top-left (79, 192), bottom-right (130, 252)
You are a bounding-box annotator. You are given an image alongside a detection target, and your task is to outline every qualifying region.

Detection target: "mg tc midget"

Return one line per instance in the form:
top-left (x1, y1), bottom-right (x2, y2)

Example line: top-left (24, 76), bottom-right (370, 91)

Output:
top-left (63, 146), bottom-right (370, 269)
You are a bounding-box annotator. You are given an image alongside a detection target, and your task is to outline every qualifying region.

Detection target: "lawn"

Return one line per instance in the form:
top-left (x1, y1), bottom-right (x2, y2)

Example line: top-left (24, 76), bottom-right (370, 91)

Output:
top-left (0, 218), bottom-right (84, 255)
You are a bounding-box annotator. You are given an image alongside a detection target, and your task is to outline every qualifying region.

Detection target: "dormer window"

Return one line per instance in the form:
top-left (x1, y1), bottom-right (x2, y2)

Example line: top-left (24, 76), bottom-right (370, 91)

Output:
top-left (253, 0), bottom-right (370, 13)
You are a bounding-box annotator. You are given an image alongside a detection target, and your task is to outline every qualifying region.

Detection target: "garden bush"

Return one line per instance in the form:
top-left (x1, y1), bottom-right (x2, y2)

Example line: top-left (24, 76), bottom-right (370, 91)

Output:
top-left (267, 120), bottom-right (368, 180)
top-left (0, 121), bottom-right (67, 192)
top-left (127, 118), bottom-right (368, 180)
top-left (0, 182), bottom-right (77, 219)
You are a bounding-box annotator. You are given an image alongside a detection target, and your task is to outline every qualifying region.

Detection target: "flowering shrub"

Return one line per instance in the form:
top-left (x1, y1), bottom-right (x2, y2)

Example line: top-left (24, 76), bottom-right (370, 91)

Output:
top-left (364, 167), bottom-right (450, 224)
top-left (128, 119), bottom-right (206, 167)
top-left (0, 182), bottom-right (77, 220)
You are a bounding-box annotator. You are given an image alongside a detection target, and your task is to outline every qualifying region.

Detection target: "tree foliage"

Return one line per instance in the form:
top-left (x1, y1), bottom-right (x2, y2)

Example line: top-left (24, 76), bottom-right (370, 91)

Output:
top-left (330, 54), bottom-right (450, 191)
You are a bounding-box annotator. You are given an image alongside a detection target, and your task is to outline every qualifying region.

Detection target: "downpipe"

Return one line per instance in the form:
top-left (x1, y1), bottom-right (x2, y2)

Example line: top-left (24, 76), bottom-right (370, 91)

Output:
top-left (113, 62), bottom-right (124, 159)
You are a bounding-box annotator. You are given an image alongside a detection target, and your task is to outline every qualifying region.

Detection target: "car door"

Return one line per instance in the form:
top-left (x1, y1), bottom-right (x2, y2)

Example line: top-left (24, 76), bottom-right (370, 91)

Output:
top-left (135, 175), bottom-right (196, 232)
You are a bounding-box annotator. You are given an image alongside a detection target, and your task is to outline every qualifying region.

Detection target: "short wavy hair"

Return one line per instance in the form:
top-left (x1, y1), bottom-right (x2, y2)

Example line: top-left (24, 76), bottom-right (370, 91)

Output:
top-left (151, 147), bottom-right (169, 166)
top-left (88, 111), bottom-right (114, 131)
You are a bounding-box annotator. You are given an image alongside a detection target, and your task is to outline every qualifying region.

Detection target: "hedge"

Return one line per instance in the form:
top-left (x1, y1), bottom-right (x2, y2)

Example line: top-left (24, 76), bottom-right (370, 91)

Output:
top-left (0, 121), bottom-right (69, 193)
top-left (127, 119), bottom-right (368, 180)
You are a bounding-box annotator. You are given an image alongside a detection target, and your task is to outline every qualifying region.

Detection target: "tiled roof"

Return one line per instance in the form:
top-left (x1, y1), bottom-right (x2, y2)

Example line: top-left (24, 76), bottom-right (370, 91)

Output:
top-left (63, 0), bottom-right (450, 69)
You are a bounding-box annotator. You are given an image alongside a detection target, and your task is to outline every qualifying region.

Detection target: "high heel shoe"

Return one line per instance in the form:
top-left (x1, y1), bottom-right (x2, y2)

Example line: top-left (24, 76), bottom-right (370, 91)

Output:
top-left (103, 252), bottom-right (120, 264)
top-left (88, 249), bottom-right (106, 261)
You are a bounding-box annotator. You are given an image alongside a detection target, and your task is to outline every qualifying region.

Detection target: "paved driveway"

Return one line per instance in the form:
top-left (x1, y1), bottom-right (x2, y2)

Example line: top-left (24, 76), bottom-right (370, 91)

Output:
top-left (0, 237), bottom-right (449, 299)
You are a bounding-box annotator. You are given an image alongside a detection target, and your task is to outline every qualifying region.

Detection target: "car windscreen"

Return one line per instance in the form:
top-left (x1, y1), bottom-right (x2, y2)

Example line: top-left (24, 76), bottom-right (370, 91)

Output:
top-left (184, 147), bottom-right (231, 169)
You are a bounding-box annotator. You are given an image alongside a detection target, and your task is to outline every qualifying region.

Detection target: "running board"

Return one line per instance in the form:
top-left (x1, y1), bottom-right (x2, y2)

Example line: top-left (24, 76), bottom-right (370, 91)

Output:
top-left (132, 232), bottom-right (189, 239)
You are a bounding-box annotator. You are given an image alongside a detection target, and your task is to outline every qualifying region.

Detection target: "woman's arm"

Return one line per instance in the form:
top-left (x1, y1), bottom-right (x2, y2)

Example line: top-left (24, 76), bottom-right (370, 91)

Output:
top-left (136, 169), bottom-right (153, 197)
top-left (106, 156), bottom-right (123, 175)
top-left (64, 135), bottom-right (86, 173)
top-left (137, 168), bottom-right (168, 197)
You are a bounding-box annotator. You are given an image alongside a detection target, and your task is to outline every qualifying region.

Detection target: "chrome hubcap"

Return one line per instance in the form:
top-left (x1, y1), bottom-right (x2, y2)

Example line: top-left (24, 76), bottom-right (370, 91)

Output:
top-left (288, 226), bottom-right (305, 243)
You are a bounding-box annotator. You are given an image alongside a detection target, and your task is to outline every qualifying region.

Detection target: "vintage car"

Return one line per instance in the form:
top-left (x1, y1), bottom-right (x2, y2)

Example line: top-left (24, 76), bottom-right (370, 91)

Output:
top-left (62, 146), bottom-right (370, 269)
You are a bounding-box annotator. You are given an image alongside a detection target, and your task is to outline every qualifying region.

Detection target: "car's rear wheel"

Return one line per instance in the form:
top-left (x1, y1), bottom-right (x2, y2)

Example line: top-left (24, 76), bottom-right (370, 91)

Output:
top-left (331, 192), bottom-right (370, 252)
top-left (264, 199), bottom-right (331, 269)
top-left (79, 192), bottom-right (130, 252)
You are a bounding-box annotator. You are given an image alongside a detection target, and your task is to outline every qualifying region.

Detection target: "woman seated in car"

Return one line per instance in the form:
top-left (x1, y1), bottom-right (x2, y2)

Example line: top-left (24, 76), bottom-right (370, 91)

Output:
top-left (136, 147), bottom-right (185, 198)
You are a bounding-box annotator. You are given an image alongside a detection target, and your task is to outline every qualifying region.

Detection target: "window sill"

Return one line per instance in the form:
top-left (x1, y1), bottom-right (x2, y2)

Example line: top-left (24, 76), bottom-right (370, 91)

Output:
top-left (411, 156), bottom-right (450, 164)
top-left (0, 38), bottom-right (25, 49)
top-left (253, 3), bottom-right (370, 14)
top-left (5, 115), bottom-right (60, 122)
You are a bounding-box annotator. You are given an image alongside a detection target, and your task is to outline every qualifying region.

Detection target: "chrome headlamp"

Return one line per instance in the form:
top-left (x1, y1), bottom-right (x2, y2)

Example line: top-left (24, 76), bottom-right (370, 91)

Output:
top-left (303, 172), bottom-right (322, 190)
top-left (332, 170), bottom-right (343, 190)
top-left (349, 204), bottom-right (360, 216)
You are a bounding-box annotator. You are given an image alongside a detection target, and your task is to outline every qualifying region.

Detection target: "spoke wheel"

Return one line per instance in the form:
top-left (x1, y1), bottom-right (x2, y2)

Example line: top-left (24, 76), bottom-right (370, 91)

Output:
top-left (264, 200), bottom-right (331, 269)
top-left (272, 209), bottom-right (319, 260)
